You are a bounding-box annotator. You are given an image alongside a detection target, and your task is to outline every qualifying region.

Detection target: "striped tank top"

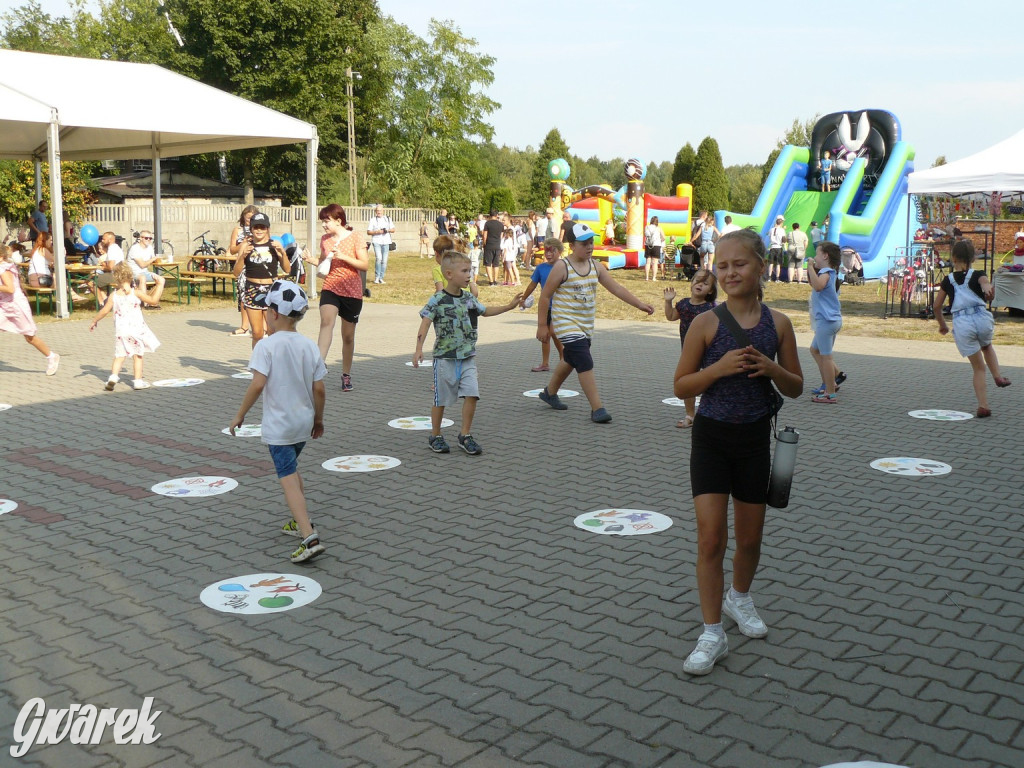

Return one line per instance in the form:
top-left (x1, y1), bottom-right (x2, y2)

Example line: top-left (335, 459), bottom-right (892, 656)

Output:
top-left (551, 258), bottom-right (598, 341)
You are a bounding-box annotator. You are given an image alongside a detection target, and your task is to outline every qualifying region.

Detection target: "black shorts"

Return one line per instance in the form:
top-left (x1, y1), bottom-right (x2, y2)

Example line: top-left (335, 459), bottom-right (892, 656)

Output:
top-left (690, 414), bottom-right (771, 503)
top-left (483, 248), bottom-right (502, 268)
top-left (768, 247), bottom-right (785, 266)
top-left (319, 290), bottom-right (362, 324)
top-left (560, 337), bottom-right (594, 374)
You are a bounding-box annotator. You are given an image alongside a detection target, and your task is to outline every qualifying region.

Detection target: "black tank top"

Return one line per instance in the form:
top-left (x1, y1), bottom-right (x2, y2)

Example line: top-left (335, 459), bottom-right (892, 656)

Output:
top-left (244, 243), bottom-right (277, 280)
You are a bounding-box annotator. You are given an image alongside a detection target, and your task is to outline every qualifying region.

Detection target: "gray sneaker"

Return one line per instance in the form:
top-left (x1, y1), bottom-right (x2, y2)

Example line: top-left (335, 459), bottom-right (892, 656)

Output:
top-left (591, 408), bottom-right (612, 423)
top-left (457, 434), bottom-right (482, 455)
top-left (683, 631), bottom-right (728, 675)
top-left (428, 434), bottom-right (450, 453)
top-left (538, 387), bottom-right (567, 410)
top-left (722, 592), bottom-right (768, 638)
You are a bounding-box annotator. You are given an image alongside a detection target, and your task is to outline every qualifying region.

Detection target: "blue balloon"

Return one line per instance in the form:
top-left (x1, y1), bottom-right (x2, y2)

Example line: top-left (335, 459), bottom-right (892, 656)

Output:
top-left (80, 224), bottom-right (99, 246)
top-left (280, 232), bottom-right (295, 247)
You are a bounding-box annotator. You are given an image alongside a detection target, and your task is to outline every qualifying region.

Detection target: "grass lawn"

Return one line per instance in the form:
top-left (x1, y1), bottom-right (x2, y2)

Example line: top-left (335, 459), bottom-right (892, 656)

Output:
top-left (43, 250), bottom-right (1024, 346)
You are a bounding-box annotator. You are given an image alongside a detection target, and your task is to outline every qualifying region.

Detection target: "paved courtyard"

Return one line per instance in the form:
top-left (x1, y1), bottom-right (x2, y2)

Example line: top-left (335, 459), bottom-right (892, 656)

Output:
top-left (1, 300), bottom-right (1022, 768)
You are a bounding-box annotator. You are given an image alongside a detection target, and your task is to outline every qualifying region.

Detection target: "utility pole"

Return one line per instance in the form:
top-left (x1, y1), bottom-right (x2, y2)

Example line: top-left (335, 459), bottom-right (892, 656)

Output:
top-left (346, 65), bottom-right (357, 208)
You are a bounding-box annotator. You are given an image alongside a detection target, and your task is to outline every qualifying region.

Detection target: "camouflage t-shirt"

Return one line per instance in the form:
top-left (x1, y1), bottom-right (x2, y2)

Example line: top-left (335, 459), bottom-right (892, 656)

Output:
top-left (419, 289), bottom-right (487, 360)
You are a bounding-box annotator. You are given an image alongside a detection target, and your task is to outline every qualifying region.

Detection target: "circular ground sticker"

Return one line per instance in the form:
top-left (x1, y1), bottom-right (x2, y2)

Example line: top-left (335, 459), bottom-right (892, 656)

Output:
top-left (574, 508), bottom-right (673, 535)
top-left (222, 424), bottom-right (262, 437)
top-left (908, 409), bottom-right (973, 421)
top-left (231, 371), bottom-right (253, 380)
top-left (154, 378), bottom-right (205, 387)
top-left (200, 573), bottom-right (322, 614)
top-left (406, 360), bottom-right (434, 368)
top-left (0, 404), bottom-right (12, 412)
top-left (0, 499), bottom-right (18, 515)
top-left (870, 458), bottom-right (952, 476)
top-left (322, 455), bottom-right (401, 472)
top-left (524, 388), bottom-right (579, 398)
top-left (152, 476), bottom-right (239, 496)
top-left (662, 396), bottom-right (700, 407)
top-left (388, 416), bottom-right (453, 430)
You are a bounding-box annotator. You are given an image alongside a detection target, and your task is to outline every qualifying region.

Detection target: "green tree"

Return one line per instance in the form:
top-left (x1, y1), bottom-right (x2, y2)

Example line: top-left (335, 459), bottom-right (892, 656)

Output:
top-left (530, 128), bottom-right (570, 209)
top-left (671, 143), bottom-right (697, 190)
top-left (0, 160), bottom-right (98, 227)
top-left (692, 137), bottom-right (729, 214)
top-left (724, 163), bottom-right (763, 213)
top-left (0, 0), bottom-right (104, 56)
top-left (775, 115), bottom-right (819, 150)
top-left (761, 148), bottom-right (781, 186)
top-left (932, 155), bottom-right (947, 168)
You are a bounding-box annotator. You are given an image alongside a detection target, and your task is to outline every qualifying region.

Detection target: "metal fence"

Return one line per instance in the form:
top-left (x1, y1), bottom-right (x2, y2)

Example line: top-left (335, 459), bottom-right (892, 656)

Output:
top-left (80, 203), bottom-right (440, 258)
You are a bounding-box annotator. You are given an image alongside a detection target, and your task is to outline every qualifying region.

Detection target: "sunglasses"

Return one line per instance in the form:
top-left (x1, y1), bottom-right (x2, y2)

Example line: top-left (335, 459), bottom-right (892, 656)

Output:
top-left (141, 237), bottom-right (153, 241)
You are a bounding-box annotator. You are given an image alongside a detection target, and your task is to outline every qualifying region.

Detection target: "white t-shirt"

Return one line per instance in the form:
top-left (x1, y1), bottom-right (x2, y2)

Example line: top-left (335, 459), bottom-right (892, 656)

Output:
top-left (368, 216), bottom-right (393, 245)
top-left (769, 225), bottom-right (787, 248)
top-left (644, 225), bottom-right (665, 247)
top-left (721, 223), bottom-right (741, 235)
top-left (27, 248), bottom-right (51, 277)
top-left (127, 243), bottom-right (155, 274)
top-left (501, 234), bottom-right (517, 262)
top-left (535, 217), bottom-right (549, 238)
top-left (104, 242), bottom-right (125, 266)
top-left (248, 331), bottom-right (327, 446)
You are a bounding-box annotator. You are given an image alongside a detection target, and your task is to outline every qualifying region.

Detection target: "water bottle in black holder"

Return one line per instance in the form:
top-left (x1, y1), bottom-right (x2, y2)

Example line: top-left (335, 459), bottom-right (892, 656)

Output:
top-left (766, 427), bottom-right (799, 509)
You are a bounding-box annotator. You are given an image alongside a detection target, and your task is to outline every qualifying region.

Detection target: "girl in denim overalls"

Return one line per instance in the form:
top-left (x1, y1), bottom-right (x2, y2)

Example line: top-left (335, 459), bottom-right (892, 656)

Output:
top-left (933, 239), bottom-right (1011, 418)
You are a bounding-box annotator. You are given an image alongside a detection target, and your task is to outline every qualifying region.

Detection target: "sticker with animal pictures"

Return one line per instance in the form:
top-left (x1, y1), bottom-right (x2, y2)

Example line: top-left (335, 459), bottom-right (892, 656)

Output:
top-left (0, 499), bottom-right (18, 515)
top-left (663, 396), bottom-right (700, 407)
top-left (574, 508), bottom-right (673, 536)
top-left (200, 573), bottom-right (322, 614)
top-left (869, 457), bottom-right (952, 476)
top-left (321, 455), bottom-right (401, 472)
top-left (231, 371), bottom-right (254, 379)
top-left (406, 360), bottom-right (434, 368)
top-left (153, 378), bottom-right (205, 387)
top-left (908, 410), bottom-right (972, 421)
top-left (388, 416), bottom-right (453, 430)
top-left (151, 476), bottom-right (239, 496)
top-left (523, 388), bottom-right (579, 398)
top-left (222, 424), bottom-right (262, 437)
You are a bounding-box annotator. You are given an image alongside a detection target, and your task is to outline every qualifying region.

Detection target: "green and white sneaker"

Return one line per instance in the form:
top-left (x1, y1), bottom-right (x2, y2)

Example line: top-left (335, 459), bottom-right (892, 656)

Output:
top-left (290, 534), bottom-right (325, 563)
top-left (281, 519), bottom-right (316, 538)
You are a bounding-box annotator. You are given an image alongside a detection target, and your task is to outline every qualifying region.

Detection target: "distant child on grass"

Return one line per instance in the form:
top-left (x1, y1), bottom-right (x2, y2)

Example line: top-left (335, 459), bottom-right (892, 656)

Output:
top-left (0, 244), bottom-right (60, 375)
top-left (89, 262), bottom-right (163, 390)
top-left (432, 235), bottom-right (478, 297)
top-left (933, 239), bottom-right (1011, 418)
top-left (536, 223), bottom-right (655, 423)
top-left (414, 251), bottom-right (522, 455)
top-left (230, 280), bottom-right (327, 563)
top-left (673, 228), bottom-right (803, 676)
top-left (664, 267), bottom-right (717, 428)
top-left (519, 237), bottom-right (565, 372)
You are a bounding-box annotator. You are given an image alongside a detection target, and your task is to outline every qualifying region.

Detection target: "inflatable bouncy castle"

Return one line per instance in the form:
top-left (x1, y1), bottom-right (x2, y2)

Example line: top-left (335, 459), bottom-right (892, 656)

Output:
top-left (546, 158), bottom-right (694, 270)
top-left (717, 109), bottom-right (921, 280)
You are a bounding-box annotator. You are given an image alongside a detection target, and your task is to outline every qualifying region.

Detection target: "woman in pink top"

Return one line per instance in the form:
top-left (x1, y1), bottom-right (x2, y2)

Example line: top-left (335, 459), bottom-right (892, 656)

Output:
top-left (306, 203), bottom-right (368, 392)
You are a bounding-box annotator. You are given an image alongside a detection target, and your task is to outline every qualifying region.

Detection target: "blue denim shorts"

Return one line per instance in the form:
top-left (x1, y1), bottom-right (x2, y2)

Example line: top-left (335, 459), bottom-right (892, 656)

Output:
top-left (268, 442), bottom-right (306, 479)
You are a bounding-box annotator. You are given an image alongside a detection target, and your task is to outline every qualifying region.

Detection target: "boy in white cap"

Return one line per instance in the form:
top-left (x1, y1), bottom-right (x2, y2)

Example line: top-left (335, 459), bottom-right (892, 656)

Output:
top-left (230, 279), bottom-right (328, 563)
top-left (536, 223), bottom-right (654, 423)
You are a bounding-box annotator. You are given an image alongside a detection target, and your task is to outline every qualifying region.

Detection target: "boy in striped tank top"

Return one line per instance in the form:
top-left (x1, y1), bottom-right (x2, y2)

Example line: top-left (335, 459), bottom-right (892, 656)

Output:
top-left (536, 223), bottom-right (654, 422)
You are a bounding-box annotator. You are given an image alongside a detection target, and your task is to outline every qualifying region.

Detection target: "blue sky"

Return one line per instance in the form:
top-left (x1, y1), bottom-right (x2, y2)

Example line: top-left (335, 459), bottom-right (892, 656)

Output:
top-left (25, 0), bottom-right (1024, 170)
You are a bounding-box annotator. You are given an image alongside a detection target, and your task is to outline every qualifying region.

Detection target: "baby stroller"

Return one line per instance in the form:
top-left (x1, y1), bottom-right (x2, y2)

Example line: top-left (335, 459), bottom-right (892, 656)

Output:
top-left (674, 244), bottom-right (700, 281)
top-left (840, 247), bottom-right (863, 285)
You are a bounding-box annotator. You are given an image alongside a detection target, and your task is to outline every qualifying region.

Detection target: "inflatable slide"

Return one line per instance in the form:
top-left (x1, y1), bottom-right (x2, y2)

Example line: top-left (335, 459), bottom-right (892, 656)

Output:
top-left (717, 110), bottom-right (921, 279)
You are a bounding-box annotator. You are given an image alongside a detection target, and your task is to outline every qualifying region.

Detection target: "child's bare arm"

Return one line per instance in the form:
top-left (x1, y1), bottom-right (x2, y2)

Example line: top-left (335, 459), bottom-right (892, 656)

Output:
top-left (311, 379), bottom-right (325, 438)
top-left (597, 263), bottom-right (654, 314)
top-left (979, 275), bottom-right (995, 302)
top-left (88, 297), bottom-right (114, 330)
top-left (663, 287), bottom-right (679, 321)
top-left (413, 315), bottom-right (432, 366)
top-left (230, 373), bottom-right (267, 434)
top-left (519, 279), bottom-right (538, 307)
top-left (536, 262), bottom-right (566, 340)
top-left (933, 287), bottom-right (949, 334)
top-left (483, 293), bottom-right (524, 316)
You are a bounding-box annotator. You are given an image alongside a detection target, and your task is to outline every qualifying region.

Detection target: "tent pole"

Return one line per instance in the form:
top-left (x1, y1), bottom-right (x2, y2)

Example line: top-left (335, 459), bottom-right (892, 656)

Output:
top-left (34, 159), bottom-right (42, 205)
top-left (306, 131), bottom-right (319, 298)
top-left (47, 114), bottom-right (69, 319)
top-left (153, 147), bottom-right (163, 261)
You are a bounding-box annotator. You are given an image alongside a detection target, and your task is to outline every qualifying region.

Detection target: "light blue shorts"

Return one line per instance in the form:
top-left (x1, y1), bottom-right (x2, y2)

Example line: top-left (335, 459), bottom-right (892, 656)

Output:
top-left (952, 308), bottom-right (994, 357)
top-left (811, 317), bottom-right (842, 355)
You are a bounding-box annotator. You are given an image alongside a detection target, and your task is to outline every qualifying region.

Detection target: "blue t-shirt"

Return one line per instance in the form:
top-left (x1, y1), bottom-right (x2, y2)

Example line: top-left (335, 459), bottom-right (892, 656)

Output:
top-left (812, 267), bottom-right (841, 323)
top-left (31, 209), bottom-right (48, 234)
top-left (821, 158), bottom-right (833, 173)
top-left (531, 261), bottom-right (554, 288)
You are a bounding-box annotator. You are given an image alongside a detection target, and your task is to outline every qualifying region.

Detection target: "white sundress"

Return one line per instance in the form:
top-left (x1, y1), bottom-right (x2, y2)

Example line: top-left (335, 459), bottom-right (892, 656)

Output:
top-left (112, 289), bottom-right (160, 357)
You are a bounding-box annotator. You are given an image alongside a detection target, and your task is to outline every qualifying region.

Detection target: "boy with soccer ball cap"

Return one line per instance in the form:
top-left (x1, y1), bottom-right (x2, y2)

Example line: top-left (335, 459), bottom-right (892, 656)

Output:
top-left (230, 279), bottom-right (328, 563)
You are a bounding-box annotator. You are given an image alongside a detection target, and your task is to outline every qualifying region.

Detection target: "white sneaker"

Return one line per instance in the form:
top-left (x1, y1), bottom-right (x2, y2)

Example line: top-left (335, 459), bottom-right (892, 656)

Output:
top-left (104, 375), bottom-right (119, 391)
top-left (133, 379), bottom-right (151, 390)
top-left (45, 353), bottom-right (60, 376)
top-left (722, 592), bottom-right (768, 638)
top-left (683, 631), bottom-right (728, 676)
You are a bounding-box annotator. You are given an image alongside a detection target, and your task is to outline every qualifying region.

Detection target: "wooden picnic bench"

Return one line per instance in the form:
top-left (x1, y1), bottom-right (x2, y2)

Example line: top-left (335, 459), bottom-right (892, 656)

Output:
top-left (179, 270), bottom-right (236, 300)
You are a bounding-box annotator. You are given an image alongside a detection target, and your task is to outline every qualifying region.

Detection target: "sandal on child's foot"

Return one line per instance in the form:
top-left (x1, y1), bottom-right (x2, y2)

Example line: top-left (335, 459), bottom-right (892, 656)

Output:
top-left (995, 377), bottom-right (1012, 388)
top-left (976, 407), bottom-right (992, 418)
top-left (676, 416), bottom-right (694, 429)
top-left (530, 364), bottom-right (549, 372)
top-left (811, 394), bottom-right (837, 404)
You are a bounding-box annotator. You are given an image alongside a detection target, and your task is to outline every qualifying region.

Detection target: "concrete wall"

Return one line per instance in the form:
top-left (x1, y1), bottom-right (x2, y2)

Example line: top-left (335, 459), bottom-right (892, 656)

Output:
top-left (78, 203), bottom-right (441, 260)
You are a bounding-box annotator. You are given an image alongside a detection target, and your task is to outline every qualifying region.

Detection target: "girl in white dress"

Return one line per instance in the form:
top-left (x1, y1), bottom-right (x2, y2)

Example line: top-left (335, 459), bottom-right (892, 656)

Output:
top-left (89, 262), bottom-right (163, 390)
top-left (0, 244), bottom-right (60, 375)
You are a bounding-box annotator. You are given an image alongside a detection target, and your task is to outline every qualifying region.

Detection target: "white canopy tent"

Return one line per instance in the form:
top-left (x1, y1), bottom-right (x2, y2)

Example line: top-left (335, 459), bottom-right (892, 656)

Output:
top-left (908, 128), bottom-right (1024, 194)
top-left (0, 48), bottom-right (319, 316)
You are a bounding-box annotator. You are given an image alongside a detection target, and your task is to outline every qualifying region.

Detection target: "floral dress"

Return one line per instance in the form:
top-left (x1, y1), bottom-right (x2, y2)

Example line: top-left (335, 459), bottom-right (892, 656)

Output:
top-left (112, 289), bottom-right (160, 357)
